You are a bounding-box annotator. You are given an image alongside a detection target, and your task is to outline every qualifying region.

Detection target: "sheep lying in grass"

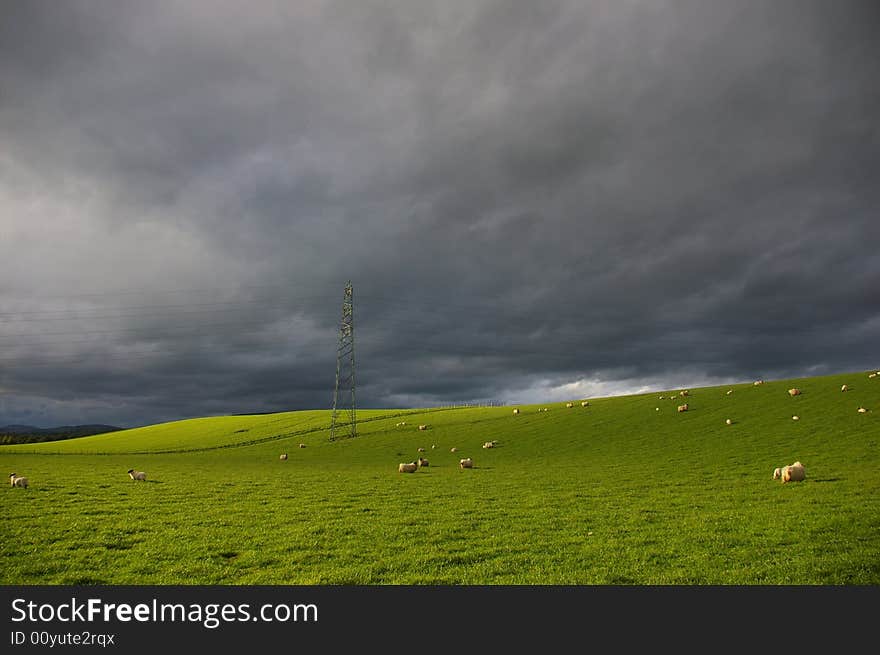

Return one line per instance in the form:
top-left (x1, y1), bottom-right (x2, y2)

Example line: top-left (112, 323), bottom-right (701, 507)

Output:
top-left (780, 461), bottom-right (806, 483)
top-left (857, 407), bottom-right (868, 413)
top-left (9, 473), bottom-right (28, 488)
top-left (398, 461), bottom-right (419, 473)
top-left (459, 458), bottom-right (473, 469)
top-left (788, 388), bottom-right (801, 397)
top-left (127, 469), bottom-right (147, 481)
top-left (279, 453), bottom-right (288, 460)
top-left (677, 404), bottom-right (689, 413)
top-left (417, 457), bottom-right (429, 467)
top-left (482, 441), bottom-right (496, 449)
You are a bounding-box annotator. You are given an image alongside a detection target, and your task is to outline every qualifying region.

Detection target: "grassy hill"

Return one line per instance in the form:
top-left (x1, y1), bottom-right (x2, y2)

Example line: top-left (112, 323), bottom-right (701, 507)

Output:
top-left (1, 369), bottom-right (878, 584)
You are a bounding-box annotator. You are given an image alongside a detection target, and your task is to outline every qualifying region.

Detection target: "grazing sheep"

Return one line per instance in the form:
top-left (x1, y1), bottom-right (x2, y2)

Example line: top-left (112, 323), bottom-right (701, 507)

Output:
top-left (781, 461), bottom-right (806, 483)
top-left (677, 404), bottom-right (689, 413)
top-left (299, 443), bottom-right (307, 448)
top-left (566, 402), bottom-right (574, 408)
top-left (841, 384), bottom-right (849, 392)
top-left (450, 447), bottom-right (458, 453)
top-left (483, 441), bottom-right (495, 449)
top-left (418, 424), bottom-right (428, 431)
top-left (792, 415), bottom-right (800, 421)
top-left (725, 419), bottom-right (732, 425)
top-left (127, 469), bottom-right (147, 481)
top-left (858, 407), bottom-right (867, 413)
top-left (581, 401), bottom-right (590, 407)
top-left (459, 458), bottom-right (473, 469)
top-left (9, 473), bottom-right (29, 488)
top-left (869, 373), bottom-right (877, 379)
top-left (754, 380), bottom-right (764, 386)
top-left (398, 461), bottom-right (419, 473)
top-left (659, 396), bottom-right (665, 400)
top-left (679, 390), bottom-right (689, 397)
top-left (513, 408), bottom-right (520, 415)
top-left (279, 453), bottom-right (288, 461)
top-left (772, 468), bottom-right (781, 480)
top-left (417, 457), bottom-right (429, 467)
top-left (726, 390), bottom-right (733, 395)
top-left (417, 447), bottom-right (426, 453)
top-left (432, 444), bottom-right (436, 449)
top-left (788, 388), bottom-right (801, 397)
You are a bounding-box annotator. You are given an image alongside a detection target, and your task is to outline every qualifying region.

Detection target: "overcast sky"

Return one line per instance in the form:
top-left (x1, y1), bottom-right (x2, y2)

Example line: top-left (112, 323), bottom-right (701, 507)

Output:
top-left (1, 0), bottom-right (878, 428)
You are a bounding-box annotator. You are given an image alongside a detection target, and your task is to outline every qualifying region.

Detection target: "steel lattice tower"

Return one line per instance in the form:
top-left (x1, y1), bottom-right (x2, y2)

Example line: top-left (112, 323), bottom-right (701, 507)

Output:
top-left (330, 281), bottom-right (357, 440)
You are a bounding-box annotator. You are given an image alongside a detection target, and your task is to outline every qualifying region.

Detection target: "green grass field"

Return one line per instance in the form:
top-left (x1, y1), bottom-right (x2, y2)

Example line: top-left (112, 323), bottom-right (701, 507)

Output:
top-left (2, 370), bottom-right (878, 585)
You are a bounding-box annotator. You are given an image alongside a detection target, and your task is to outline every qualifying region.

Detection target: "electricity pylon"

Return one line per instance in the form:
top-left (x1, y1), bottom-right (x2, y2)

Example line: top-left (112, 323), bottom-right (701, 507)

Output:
top-left (330, 281), bottom-right (357, 440)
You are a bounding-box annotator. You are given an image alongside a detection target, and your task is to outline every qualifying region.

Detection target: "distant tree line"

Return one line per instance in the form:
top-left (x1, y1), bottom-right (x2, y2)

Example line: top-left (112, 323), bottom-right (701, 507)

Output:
top-left (0, 425), bottom-right (122, 445)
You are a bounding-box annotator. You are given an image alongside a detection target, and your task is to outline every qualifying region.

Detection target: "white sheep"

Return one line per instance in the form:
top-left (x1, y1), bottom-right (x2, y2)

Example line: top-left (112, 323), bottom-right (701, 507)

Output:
top-left (417, 457), bottom-right (429, 467)
top-left (398, 461), bottom-right (419, 473)
top-left (127, 469), bottom-right (147, 481)
top-left (9, 473), bottom-right (29, 488)
top-left (792, 415), bottom-right (800, 421)
top-left (841, 384), bottom-right (849, 392)
top-left (417, 447), bottom-right (426, 452)
top-left (279, 453), bottom-right (288, 461)
top-left (450, 447), bottom-right (458, 453)
top-left (513, 408), bottom-right (520, 415)
top-left (857, 407), bottom-right (867, 413)
top-left (677, 403), bottom-right (689, 413)
top-left (581, 401), bottom-right (590, 407)
top-left (659, 396), bottom-right (665, 400)
top-left (788, 388), bottom-right (801, 397)
top-left (726, 389), bottom-right (733, 395)
top-left (459, 458), bottom-right (473, 469)
top-left (772, 467), bottom-right (781, 480)
top-left (482, 441), bottom-right (495, 449)
top-left (754, 380), bottom-right (764, 385)
top-left (781, 461), bottom-right (806, 483)
top-left (725, 419), bottom-right (732, 425)
top-left (869, 373), bottom-right (877, 379)
top-left (566, 402), bottom-right (574, 408)
top-left (299, 443), bottom-right (306, 448)
top-left (418, 424), bottom-right (428, 431)
top-left (680, 390), bottom-right (689, 397)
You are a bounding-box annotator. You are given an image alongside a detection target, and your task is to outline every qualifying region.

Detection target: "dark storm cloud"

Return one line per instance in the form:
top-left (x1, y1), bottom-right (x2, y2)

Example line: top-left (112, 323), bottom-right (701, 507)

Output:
top-left (1, 0), bottom-right (878, 427)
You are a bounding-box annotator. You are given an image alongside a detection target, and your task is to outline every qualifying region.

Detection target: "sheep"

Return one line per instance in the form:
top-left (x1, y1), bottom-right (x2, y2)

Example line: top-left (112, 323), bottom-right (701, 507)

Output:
top-left (788, 388), bottom-right (801, 397)
top-left (772, 467), bottom-right (781, 480)
top-left (726, 389), bottom-right (733, 395)
top-left (857, 407), bottom-right (867, 413)
top-left (417, 447), bottom-right (426, 453)
top-left (482, 441), bottom-right (495, 449)
top-left (127, 469), bottom-right (147, 481)
top-left (754, 380), bottom-right (764, 385)
top-left (679, 390), bottom-right (689, 397)
top-left (418, 424), bottom-right (428, 431)
top-left (513, 408), bottom-right (520, 415)
top-left (566, 402), bottom-right (574, 408)
top-left (659, 396), bottom-right (665, 400)
top-left (581, 401), bottom-right (590, 407)
top-left (9, 473), bottom-right (29, 488)
top-left (299, 443), bottom-right (307, 448)
top-left (279, 453), bottom-right (288, 461)
top-left (655, 407), bottom-right (660, 411)
top-left (781, 461), bottom-right (806, 483)
top-left (459, 458), bottom-right (473, 469)
top-left (841, 384), bottom-right (849, 392)
top-left (725, 419), bottom-right (732, 425)
top-left (792, 415), bottom-right (800, 421)
top-left (869, 373), bottom-right (877, 379)
top-left (677, 403), bottom-right (689, 413)
top-left (417, 457), bottom-right (429, 467)
top-left (432, 444), bottom-right (436, 449)
top-left (398, 461), bottom-right (419, 473)
top-left (450, 447), bottom-right (458, 453)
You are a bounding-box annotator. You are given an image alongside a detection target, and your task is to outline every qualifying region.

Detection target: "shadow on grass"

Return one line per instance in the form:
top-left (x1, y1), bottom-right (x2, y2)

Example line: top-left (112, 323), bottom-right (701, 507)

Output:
top-left (809, 477), bottom-right (841, 483)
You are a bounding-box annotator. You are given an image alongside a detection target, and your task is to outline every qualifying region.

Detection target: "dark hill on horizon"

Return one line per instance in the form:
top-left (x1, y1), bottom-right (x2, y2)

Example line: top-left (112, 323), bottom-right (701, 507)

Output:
top-left (0, 424), bottom-right (123, 445)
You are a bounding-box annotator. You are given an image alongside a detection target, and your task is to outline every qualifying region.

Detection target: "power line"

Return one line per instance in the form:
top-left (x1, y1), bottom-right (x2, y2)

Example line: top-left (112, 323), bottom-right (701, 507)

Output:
top-left (330, 281), bottom-right (357, 441)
